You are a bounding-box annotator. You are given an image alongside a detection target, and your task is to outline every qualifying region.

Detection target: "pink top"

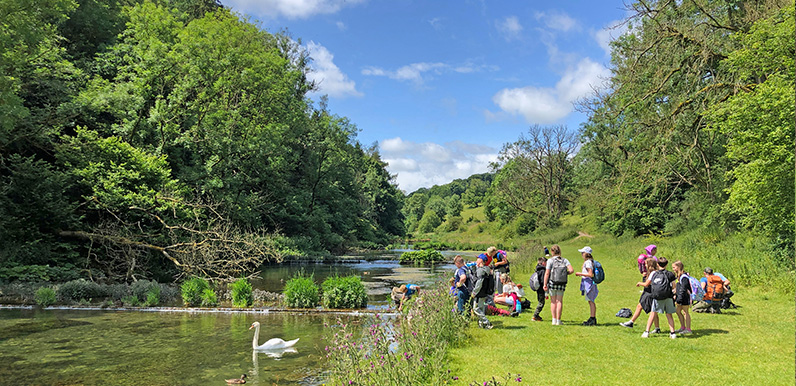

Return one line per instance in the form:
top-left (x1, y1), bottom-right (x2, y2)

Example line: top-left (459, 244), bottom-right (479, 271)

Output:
top-left (637, 254), bottom-right (657, 275)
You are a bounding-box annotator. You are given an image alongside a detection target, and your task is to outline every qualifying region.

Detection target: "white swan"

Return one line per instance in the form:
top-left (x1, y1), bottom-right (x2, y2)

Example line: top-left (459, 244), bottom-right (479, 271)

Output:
top-left (249, 322), bottom-right (300, 350)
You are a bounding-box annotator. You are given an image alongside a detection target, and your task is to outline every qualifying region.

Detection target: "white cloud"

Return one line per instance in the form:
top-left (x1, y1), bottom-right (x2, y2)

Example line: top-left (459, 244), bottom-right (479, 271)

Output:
top-left (305, 41), bottom-right (363, 98)
top-left (534, 10), bottom-right (579, 32)
top-left (497, 16), bottom-right (523, 40)
top-left (335, 21), bottom-right (347, 31)
top-left (594, 19), bottom-right (629, 56)
top-left (428, 17), bottom-right (443, 29)
top-left (379, 137), bottom-right (498, 193)
top-left (225, 0), bottom-right (366, 19)
top-left (489, 58), bottom-right (609, 124)
top-left (363, 62), bottom-right (447, 85)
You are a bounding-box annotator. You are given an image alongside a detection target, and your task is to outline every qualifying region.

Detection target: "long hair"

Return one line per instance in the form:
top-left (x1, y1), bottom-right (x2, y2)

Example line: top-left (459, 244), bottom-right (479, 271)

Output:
top-left (551, 244), bottom-right (561, 256)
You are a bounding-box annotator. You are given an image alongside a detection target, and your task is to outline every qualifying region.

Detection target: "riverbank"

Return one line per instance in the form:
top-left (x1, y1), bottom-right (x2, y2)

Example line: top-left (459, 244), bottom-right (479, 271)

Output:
top-left (443, 236), bottom-right (795, 384)
top-left (0, 304), bottom-right (396, 316)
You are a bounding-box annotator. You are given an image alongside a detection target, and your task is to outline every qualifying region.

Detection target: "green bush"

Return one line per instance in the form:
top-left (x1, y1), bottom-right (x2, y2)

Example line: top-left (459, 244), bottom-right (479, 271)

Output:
top-left (399, 249), bottom-right (445, 264)
top-left (181, 277), bottom-right (210, 307)
top-left (200, 288), bottom-right (218, 307)
top-left (57, 279), bottom-right (105, 302)
top-left (130, 280), bottom-right (158, 302)
top-left (321, 275), bottom-right (367, 309)
top-left (283, 271), bottom-right (319, 308)
top-left (122, 295), bottom-right (140, 307)
top-left (35, 287), bottom-right (56, 308)
top-left (144, 286), bottom-right (161, 306)
top-left (230, 278), bottom-right (253, 308)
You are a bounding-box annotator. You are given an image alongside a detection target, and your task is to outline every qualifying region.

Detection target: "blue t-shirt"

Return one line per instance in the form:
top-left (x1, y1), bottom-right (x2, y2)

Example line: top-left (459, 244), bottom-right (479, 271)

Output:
top-left (406, 284), bottom-right (419, 296)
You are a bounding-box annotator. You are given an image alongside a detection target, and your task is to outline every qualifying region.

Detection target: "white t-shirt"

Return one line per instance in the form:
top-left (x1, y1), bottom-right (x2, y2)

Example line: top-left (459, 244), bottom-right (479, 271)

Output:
top-left (582, 259), bottom-right (594, 275)
top-left (502, 284), bottom-right (514, 294)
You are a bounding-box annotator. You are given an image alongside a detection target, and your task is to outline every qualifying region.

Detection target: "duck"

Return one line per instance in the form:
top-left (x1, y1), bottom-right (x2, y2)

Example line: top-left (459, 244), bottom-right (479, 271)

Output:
top-left (249, 322), bottom-right (300, 350)
top-left (225, 374), bottom-right (246, 384)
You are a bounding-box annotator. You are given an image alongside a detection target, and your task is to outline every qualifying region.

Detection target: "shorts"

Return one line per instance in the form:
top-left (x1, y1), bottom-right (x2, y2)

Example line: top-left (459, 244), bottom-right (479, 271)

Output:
top-left (651, 298), bottom-right (676, 314)
top-left (549, 289), bottom-right (565, 297)
top-left (675, 295), bottom-right (691, 306)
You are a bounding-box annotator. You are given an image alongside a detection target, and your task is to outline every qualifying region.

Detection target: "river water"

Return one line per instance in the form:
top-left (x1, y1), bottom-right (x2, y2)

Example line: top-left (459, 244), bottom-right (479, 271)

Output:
top-left (0, 250), bottom-right (470, 385)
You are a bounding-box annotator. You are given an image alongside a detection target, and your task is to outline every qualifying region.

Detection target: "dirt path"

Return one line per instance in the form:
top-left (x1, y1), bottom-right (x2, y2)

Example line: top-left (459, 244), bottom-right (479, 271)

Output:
top-left (576, 231), bottom-right (594, 239)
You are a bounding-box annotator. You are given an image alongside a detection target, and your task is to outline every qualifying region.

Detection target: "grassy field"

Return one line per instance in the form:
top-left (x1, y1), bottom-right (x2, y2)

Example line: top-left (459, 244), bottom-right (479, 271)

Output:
top-left (444, 235), bottom-right (795, 385)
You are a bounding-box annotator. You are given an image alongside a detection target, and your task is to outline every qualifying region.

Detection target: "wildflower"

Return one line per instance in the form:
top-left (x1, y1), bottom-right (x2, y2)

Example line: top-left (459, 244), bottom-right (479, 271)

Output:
top-left (516, 376), bottom-right (522, 382)
top-left (453, 376), bottom-right (459, 380)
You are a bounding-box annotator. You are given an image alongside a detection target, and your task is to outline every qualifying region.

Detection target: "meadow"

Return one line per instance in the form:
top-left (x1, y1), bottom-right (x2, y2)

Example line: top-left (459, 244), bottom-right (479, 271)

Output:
top-left (444, 235), bottom-right (795, 385)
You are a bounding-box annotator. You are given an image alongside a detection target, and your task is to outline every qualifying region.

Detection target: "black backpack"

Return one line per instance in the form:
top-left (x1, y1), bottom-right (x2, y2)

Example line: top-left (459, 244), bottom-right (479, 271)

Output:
top-left (650, 270), bottom-right (672, 300)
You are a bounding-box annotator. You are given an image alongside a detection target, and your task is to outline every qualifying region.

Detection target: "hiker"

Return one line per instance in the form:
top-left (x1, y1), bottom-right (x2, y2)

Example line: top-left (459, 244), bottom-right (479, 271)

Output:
top-left (694, 267), bottom-right (729, 313)
top-left (636, 257), bottom-right (678, 339)
top-left (672, 261), bottom-right (692, 334)
top-left (494, 273), bottom-right (521, 316)
top-left (543, 244), bottom-right (574, 326)
top-left (477, 248), bottom-right (497, 305)
top-left (471, 254), bottom-right (494, 329)
top-left (531, 256), bottom-right (547, 321)
top-left (488, 246), bottom-right (510, 297)
top-left (452, 255), bottom-right (471, 314)
top-left (620, 249), bottom-right (661, 330)
top-left (574, 246), bottom-right (598, 326)
top-left (395, 283), bottom-right (420, 311)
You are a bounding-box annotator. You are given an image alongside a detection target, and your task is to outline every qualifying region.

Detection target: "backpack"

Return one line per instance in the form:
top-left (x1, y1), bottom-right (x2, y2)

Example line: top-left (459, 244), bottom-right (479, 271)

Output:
top-left (592, 260), bottom-right (605, 284)
top-left (684, 274), bottom-right (706, 302)
top-left (529, 270), bottom-right (542, 291)
top-left (454, 266), bottom-right (475, 294)
top-left (550, 257), bottom-right (568, 285)
top-left (476, 269), bottom-right (494, 298)
top-left (650, 270), bottom-right (672, 300)
top-left (704, 274), bottom-right (725, 301)
top-left (495, 250), bottom-right (510, 273)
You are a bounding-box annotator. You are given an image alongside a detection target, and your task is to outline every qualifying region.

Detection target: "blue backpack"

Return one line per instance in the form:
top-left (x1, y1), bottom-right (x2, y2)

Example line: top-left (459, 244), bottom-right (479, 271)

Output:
top-left (684, 274), bottom-right (706, 302)
top-left (593, 260), bottom-right (605, 284)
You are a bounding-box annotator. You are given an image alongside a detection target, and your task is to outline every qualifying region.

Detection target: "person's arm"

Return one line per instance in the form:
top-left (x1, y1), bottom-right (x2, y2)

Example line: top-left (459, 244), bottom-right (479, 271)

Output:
top-left (457, 273), bottom-right (467, 287)
top-left (637, 272), bottom-right (653, 287)
top-left (567, 264), bottom-right (574, 275)
top-left (543, 268), bottom-right (551, 291)
top-left (576, 266), bottom-right (593, 278)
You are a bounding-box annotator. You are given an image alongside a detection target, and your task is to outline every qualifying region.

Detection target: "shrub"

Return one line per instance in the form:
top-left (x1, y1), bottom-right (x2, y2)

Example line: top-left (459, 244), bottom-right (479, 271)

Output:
top-left (283, 271), bottom-right (319, 308)
top-left (106, 283), bottom-right (130, 301)
top-left (144, 286), bottom-right (161, 306)
top-left (230, 278), bottom-right (253, 308)
top-left (321, 275), bottom-right (367, 309)
top-left (181, 277), bottom-right (210, 307)
top-left (35, 287), bottom-right (56, 308)
top-left (57, 279), bottom-right (105, 302)
top-left (399, 249), bottom-right (445, 264)
top-left (158, 283), bottom-right (180, 304)
top-left (200, 288), bottom-right (218, 307)
top-left (122, 295), bottom-right (140, 307)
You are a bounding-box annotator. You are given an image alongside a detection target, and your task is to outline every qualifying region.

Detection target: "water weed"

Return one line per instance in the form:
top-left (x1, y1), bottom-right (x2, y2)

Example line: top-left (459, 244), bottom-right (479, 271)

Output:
top-left (321, 275), bottom-right (367, 309)
top-left (283, 270), bottom-right (319, 308)
top-left (34, 287), bottom-right (56, 308)
top-left (230, 278), bottom-right (253, 308)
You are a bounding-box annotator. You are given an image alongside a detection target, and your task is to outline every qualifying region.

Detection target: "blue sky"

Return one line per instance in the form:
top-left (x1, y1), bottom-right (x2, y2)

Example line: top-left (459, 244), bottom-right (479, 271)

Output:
top-left (223, 0), bottom-right (629, 193)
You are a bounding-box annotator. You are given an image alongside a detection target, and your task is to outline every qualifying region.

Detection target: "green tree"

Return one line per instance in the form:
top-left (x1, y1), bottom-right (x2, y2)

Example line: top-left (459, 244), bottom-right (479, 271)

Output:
top-left (417, 210), bottom-right (442, 234)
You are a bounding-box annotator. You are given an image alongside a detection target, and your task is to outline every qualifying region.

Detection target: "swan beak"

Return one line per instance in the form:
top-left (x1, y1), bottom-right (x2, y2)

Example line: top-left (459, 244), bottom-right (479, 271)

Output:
top-left (249, 324), bottom-right (254, 330)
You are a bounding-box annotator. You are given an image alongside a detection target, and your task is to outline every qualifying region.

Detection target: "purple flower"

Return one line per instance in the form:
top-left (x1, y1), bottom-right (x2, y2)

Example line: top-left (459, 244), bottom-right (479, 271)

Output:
top-left (516, 377), bottom-right (522, 382)
top-left (453, 376), bottom-right (459, 380)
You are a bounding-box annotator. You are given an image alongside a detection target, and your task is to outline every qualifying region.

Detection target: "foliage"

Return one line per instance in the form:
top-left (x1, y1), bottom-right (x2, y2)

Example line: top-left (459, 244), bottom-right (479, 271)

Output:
top-left (131, 280), bottom-right (160, 303)
top-left (35, 287), bottom-right (57, 308)
top-left (283, 271), bottom-right (319, 308)
top-left (200, 288), bottom-right (218, 307)
top-left (323, 282), bottom-right (467, 385)
top-left (399, 249), bottom-right (445, 264)
top-left (417, 210), bottom-right (442, 234)
top-left (321, 275), bottom-right (367, 309)
top-left (181, 277), bottom-right (210, 307)
top-left (57, 279), bottom-right (105, 302)
top-left (144, 286), bottom-right (161, 306)
top-left (230, 278), bottom-right (253, 308)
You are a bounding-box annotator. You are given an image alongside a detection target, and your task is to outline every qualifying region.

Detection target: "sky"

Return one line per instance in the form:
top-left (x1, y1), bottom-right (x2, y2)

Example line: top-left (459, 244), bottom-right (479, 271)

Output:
top-left (222, 0), bottom-right (630, 193)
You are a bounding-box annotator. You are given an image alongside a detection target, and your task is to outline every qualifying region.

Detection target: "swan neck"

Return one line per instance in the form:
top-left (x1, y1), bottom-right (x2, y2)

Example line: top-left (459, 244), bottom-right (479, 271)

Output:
top-left (252, 324), bottom-right (260, 349)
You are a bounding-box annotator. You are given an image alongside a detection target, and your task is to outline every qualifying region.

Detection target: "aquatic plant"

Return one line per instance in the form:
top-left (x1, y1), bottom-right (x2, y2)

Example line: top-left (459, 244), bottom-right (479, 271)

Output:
top-left (321, 275), bottom-right (367, 309)
top-left (34, 287), bottom-right (56, 308)
top-left (399, 249), bottom-right (445, 264)
top-left (283, 271), bottom-right (319, 308)
top-left (323, 279), bottom-right (467, 385)
top-left (181, 277), bottom-right (210, 307)
top-left (230, 278), bottom-right (253, 308)
top-left (57, 279), bottom-right (105, 302)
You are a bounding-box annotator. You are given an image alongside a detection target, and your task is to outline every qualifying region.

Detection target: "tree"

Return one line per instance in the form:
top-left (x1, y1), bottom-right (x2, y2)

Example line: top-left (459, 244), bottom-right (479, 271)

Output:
top-left (417, 210), bottom-right (442, 234)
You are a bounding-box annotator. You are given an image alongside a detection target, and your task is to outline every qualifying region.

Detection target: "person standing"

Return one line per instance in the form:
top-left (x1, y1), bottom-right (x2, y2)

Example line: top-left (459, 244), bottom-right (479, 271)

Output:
top-left (574, 246), bottom-right (598, 326)
top-left (620, 245), bottom-right (660, 329)
top-left (471, 255), bottom-right (494, 329)
top-left (637, 257), bottom-right (678, 339)
top-left (532, 256), bottom-right (548, 321)
top-left (672, 261), bottom-right (692, 334)
top-left (543, 244), bottom-right (573, 325)
top-left (452, 255), bottom-right (471, 314)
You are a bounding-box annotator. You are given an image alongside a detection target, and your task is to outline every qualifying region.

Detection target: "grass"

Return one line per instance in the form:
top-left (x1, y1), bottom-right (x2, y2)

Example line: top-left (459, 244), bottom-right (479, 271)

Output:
top-left (444, 233), bottom-right (795, 385)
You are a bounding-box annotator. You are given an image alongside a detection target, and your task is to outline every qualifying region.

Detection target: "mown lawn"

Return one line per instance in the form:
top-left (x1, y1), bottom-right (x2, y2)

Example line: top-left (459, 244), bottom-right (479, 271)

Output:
top-left (445, 236), bottom-right (795, 385)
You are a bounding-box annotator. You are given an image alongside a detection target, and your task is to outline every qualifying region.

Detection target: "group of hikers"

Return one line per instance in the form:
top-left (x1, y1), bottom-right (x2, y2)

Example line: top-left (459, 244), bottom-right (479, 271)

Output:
top-left (392, 244), bottom-right (735, 334)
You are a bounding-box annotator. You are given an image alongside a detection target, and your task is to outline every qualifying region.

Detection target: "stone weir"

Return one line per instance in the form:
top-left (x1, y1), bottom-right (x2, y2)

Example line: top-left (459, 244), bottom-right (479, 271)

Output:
top-left (0, 304), bottom-right (397, 316)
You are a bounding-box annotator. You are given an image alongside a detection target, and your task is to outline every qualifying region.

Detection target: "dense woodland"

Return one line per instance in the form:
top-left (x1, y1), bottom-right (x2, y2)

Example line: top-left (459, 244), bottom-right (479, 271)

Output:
top-left (2, 0), bottom-right (793, 284)
top-left (407, 1), bottom-right (794, 268)
top-left (0, 0), bottom-right (405, 282)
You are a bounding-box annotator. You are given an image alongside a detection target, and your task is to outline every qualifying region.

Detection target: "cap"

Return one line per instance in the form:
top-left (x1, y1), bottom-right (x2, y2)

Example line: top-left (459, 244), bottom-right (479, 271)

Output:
top-left (578, 246), bottom-right (593, 254)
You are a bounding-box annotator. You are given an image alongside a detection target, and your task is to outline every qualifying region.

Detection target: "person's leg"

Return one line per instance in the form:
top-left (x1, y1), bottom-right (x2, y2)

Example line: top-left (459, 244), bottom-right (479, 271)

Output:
top-left (629, 303), bottom-right (643, 323)
top-left (554, 294), bottom-right (564, 321)
top-left (589, 300), bottom-right (596, 318)
top-left (653, 313), bottom-right (660, 329)
top-left (684, 306), bottom-right (691, 331)
top-left (665, 313), bottom-right (676, 333)
top-left (645, 312), bottom-right (656, 332)
top-left (456, 291), bottom-right (467, 314)
top-left (675, 305), bottom-right (685, 331)
top-left (474, 297), bottom-right (489, 327)
top-left (534, 291), bottom-right (545, 319)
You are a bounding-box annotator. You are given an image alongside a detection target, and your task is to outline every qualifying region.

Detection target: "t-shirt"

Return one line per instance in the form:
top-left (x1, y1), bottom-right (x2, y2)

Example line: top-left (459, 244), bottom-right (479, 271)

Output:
top-left (478, 253), bottom-right (493, 266)
top-left (545, 257), bottom-right (571, 271)
top-left (581, 259), bottom-right (594, 276)
top-left (651, 270), bottom-right (677, 292)
top-left (502, 283), bottom-right (514, 294)
top-left (406, 284), bottom-right (419, 296)
top-left (676, 275), bottom-right (691, 301)
top-left (699, 273), bottom-right (727, 285)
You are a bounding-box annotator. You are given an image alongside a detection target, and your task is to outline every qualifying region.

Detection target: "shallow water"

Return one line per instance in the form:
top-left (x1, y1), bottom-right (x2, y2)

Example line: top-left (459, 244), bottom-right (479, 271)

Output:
top-left (0, 308), bottom-right (373, 385)
top-left (0, 251), bottom-right (472, 385)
